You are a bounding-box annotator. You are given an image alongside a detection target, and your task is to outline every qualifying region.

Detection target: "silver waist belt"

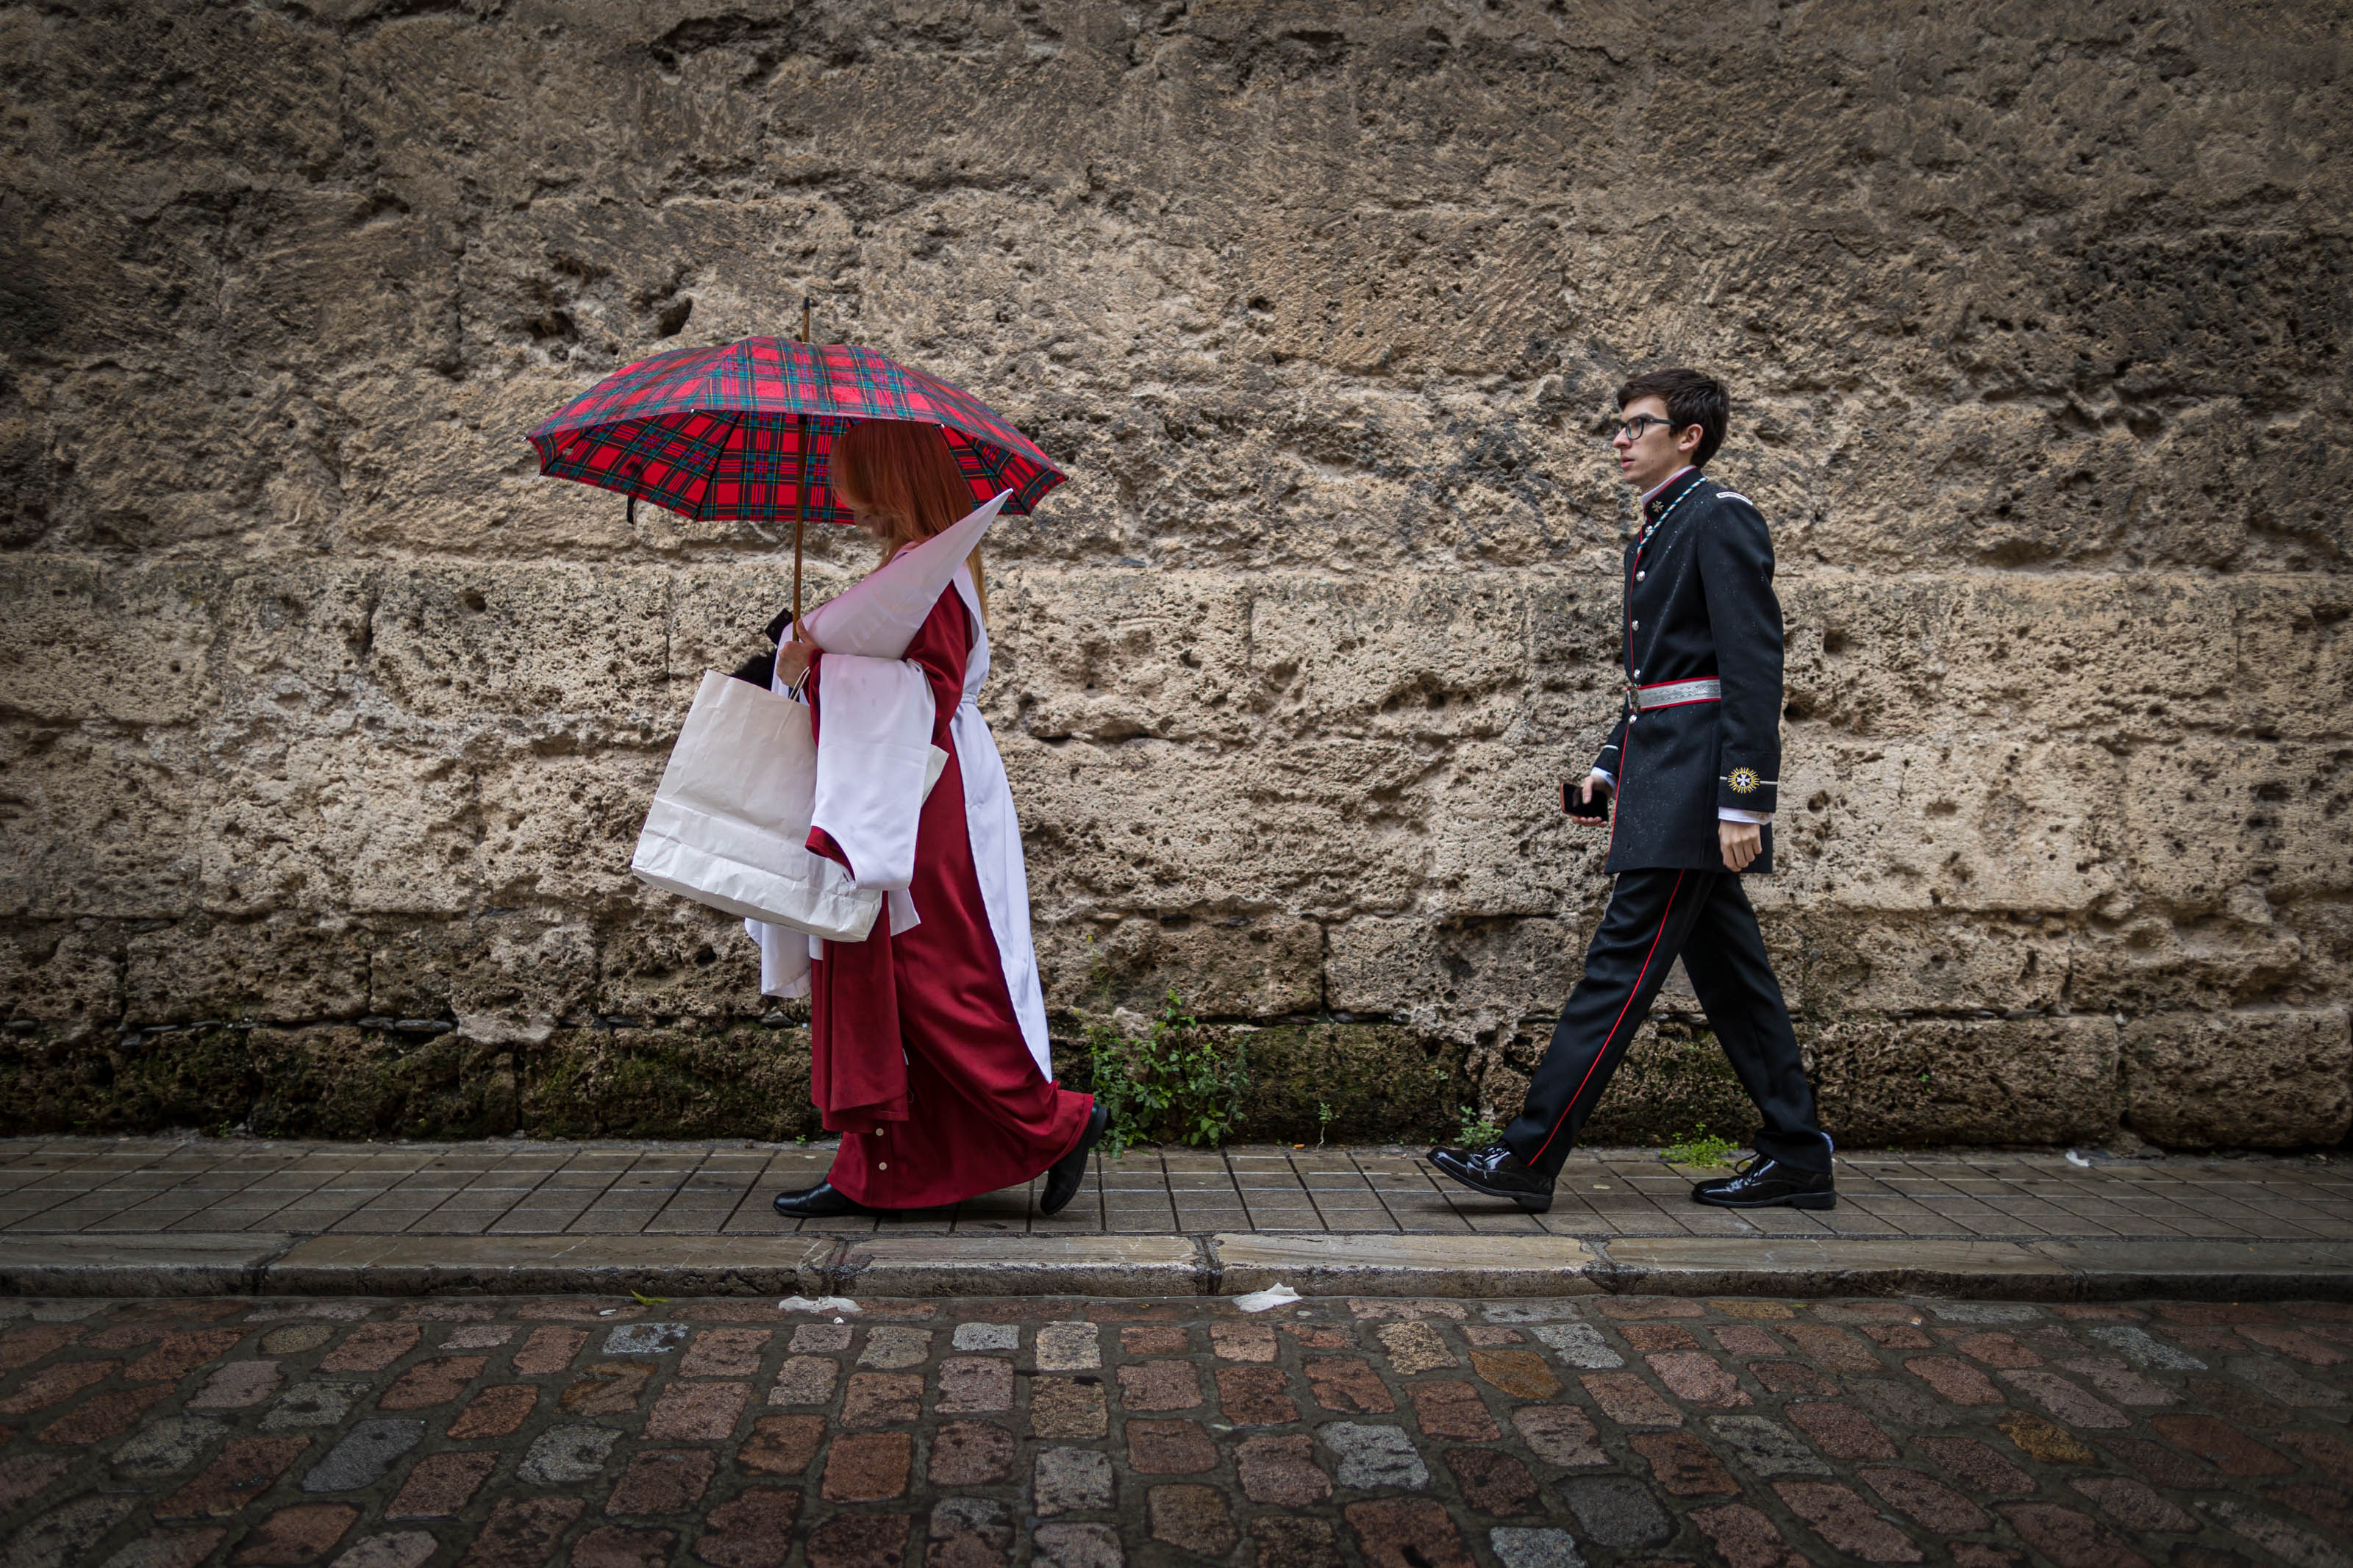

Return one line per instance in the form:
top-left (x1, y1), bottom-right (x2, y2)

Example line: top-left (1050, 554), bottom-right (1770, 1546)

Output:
top-left (1630, 678), bottom-right (1722, 710)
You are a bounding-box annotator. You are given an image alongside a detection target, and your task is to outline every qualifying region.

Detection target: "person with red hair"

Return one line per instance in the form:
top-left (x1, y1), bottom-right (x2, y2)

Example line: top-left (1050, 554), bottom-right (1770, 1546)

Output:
top-left (762, 420), bottom-right (1104, 1219)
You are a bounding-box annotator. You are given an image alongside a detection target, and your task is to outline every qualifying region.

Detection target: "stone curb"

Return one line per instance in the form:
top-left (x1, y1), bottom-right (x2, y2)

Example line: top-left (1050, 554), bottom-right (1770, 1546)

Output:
top-left (1, 1231), bottom-right (2347, 1300)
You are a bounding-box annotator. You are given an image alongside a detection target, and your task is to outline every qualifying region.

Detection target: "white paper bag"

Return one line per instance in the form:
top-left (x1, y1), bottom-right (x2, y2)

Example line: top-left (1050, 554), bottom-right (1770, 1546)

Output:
top-left (630, 670), bottom-right (885, 940)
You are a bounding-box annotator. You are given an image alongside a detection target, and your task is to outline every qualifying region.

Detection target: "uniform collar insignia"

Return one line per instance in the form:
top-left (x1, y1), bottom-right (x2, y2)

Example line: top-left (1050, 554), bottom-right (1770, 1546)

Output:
top-left (1643, 470), bottom-right (1706, 524)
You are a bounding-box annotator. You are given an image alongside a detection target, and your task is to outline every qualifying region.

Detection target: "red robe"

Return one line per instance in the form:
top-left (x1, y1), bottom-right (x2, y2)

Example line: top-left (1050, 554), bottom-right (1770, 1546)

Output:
top-left (801, 587), bottom-right (1094, 1210)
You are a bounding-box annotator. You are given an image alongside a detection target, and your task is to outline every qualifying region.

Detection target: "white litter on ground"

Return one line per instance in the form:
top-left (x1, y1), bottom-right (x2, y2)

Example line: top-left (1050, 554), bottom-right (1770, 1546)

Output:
top-left (1232, 1283), bottom-right (1302, 1313)
top-left (777, 1296), bottom-right (861, 1314)
top-left (2065, 1150), bottom-right (2093, 1167)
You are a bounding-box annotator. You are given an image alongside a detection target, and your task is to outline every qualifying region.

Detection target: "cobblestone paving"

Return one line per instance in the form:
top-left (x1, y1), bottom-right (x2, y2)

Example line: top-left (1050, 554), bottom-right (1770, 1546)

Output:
top-left (2, 1292), bottom-right (2349, 1568)
top-left (5, 1139), bottom-right (2349, 1243)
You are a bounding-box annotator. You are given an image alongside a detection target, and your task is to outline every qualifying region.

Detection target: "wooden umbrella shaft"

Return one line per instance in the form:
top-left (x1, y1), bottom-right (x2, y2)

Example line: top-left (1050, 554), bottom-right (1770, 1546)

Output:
top-left (790, 296), bottom-right (813, 638)
top-left (791, 415), bottom-right (804, 631)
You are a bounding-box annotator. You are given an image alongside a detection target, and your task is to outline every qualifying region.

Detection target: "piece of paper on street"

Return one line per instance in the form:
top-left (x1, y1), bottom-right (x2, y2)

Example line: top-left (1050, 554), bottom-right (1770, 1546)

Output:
top-left (1232, 1283), bottom-right (1302, 1313)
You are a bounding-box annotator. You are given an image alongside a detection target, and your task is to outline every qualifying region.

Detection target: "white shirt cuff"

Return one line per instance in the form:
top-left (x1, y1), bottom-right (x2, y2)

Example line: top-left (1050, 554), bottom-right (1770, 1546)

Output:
top-left (1590, 769), bottom-right (1615, 789)
top-left (1718, 807), bottom-right (1772, 824)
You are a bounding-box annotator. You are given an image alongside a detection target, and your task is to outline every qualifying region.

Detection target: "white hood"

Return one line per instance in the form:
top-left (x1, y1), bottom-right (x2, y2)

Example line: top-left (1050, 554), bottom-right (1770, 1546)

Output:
top-left (798, 489), bottom-right (1010, 658)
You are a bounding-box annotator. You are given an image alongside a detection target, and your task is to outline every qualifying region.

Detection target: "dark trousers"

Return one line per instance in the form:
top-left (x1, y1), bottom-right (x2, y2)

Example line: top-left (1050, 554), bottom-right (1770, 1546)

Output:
top-left (1503, 867), bottom-right (1831, 1177)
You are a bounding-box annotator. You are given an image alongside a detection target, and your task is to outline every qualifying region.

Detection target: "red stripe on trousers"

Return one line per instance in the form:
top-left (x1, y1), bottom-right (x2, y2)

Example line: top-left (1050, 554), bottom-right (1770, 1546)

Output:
top-left (1530, 870), bottom-right (1685, 1165)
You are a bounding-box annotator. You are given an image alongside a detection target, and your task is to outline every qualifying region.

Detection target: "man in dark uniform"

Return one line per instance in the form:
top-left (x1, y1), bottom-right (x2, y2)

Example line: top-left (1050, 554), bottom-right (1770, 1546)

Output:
top-left (1427, 368), bottom-right (1835, 1212)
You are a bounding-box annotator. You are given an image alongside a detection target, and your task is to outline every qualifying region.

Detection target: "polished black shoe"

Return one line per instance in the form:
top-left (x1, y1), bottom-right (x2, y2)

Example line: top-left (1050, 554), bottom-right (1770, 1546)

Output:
top-left (1427, 1143), bottom-right (1555, 1214)
top-left (1040, 1103), bottom-right (1110, 1217)
top-left (1691, 1156), bottom-right (1835, 1210)
top-left (773, 1181), bottom-right (885, 1219)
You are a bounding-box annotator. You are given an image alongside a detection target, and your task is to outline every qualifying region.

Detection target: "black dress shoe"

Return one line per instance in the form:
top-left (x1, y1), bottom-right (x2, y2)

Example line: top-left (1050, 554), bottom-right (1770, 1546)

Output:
top-left (1691, 1156), bottom-right (1835, 1210)
top-left (1427, 1144), bottom-right (1555, 1214)
top-left (1040, 1103), bottom-right (1110, 1217)
top-left (773, 1181), bottom-right (885, 1219)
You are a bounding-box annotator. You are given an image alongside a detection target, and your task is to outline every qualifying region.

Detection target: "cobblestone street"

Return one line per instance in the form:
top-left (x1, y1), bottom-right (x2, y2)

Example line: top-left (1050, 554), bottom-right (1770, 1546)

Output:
top-left (3, 1289), bottom-right (2349, 1568)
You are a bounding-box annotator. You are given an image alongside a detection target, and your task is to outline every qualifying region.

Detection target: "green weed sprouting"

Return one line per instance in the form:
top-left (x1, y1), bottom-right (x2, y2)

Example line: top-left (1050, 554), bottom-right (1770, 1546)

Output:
top-left (1454, 1104), bottom-right (1502, 1147)
top-left (1082, 987), bottom-right (1249, 1156)
top-left (1663, 1124), bottom-right (1738, 1168)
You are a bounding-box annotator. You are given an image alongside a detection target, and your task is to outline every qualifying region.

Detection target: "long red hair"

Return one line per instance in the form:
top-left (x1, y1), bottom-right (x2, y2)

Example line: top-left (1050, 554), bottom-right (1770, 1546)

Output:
top-left (829, 420), bottom-right (988, 620)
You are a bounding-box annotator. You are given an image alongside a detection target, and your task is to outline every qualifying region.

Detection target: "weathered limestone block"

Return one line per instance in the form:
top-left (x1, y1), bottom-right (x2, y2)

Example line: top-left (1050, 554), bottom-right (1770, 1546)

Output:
top-left (0, 726), bottom-right (199, 919)
top-left (1421, 740), bottom-right (1590, 918)
top-left (0, 924), bottom-right (122, 1029)
top-left (368, 917), bottom-right (599, 1031)
top-left (1244, 576), bottom-right (1537, 744)
top-left (218, 187), bottom-right (464, 370)
top-left (2232, 577), bottom-right (2353, 742)
top-left (1810, 1016), bottom-right (2121, 1146)
top-left (221, 563), bottom-right (380, 709)
top-left (0, 559), bottom-right (221, 726)
top-left (1035, 914), bottom-right (1321, 1017)
top-left (2116, 739), bottom-right (2353, 913)
top-left (2067, 915), bottom-right (2308, 1014)
top-left (1325, 915), bottom-right (1584, 1039)
top-left (1007, 734), bottom-right (1416, 916)
top-left (471, 749), bottom-right (671, 909)
top-left (993, 569), bottom-right (1256, 747)
top-left (0, 1022), bottom-right (517, 1139)
top-left (0, 1026), bottom-right (257, 1136)
top-left (244, 1027), bottom-right (518, 1142)
top-left (523, 1025), bottom-right (821, 1142)
top-left (368, 565), bottom-right (671, 722)
top-left (2123, 1008), bottom-right (2353, 1149)
top-left (1796, 917), bottom-right (2072, 1017)
top-left (600, 903), bottom-right (765, 1023)
top-left (1527, 580), bottom-right (1640, 748)
top-left (1221, 1022), bottom-right (1466, 1145)
top-left (196, 728), bottom-right (479, 917)
top-left (1770, 740), bottom-right (2121, 915)
top-left (1782, 575), bottom-right (2237, 744)
top-left (124, 916), bottom-right (369, 1027)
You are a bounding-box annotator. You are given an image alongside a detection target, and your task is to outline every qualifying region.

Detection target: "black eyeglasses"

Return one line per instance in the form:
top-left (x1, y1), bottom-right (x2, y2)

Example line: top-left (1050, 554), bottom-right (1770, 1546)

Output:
top-left (1608, 415), bottom-right (1680, 442)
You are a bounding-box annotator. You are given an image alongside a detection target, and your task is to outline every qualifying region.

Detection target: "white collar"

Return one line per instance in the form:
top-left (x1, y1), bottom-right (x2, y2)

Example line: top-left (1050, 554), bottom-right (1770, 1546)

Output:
top-left (1640, 467), bottom-right (1696, 507)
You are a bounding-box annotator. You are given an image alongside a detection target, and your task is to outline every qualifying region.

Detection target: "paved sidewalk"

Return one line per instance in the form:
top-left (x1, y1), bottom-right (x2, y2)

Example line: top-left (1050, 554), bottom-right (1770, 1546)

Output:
top-left (3, 1139), bottom-right (2348, 1300)
top-left (2, 1289), bottom-right (2351, 1568)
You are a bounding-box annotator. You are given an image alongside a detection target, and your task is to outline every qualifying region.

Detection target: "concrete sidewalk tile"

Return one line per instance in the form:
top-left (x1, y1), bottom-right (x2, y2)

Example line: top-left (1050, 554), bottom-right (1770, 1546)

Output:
top-left (1213, 1234), bottom-right (1599, 1297)
top-left (838, 1236), bottom-right (1202, 1297)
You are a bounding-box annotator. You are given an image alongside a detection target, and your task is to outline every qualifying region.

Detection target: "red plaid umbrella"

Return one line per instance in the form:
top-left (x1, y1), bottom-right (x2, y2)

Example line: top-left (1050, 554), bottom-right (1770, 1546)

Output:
top-left (528, 325), bottom-right (1065, 622)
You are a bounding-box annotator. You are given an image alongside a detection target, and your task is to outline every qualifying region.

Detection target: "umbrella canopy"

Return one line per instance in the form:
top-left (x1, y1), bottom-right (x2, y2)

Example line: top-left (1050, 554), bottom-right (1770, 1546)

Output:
top-left (527, 336), bottom-right (1065, 523)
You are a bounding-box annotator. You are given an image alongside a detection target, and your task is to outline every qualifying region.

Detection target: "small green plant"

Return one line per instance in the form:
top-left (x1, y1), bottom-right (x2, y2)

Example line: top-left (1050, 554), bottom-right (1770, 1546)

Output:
top-left (1082, 988), bottom-right (1249, 1155)
top-left (1663, 1124), bottom-right (1737, 1168)
top-left (1455, 1104), bottom-right (1502, 1146)
top-left (1316, 1100), bottom-right (1334, 1147)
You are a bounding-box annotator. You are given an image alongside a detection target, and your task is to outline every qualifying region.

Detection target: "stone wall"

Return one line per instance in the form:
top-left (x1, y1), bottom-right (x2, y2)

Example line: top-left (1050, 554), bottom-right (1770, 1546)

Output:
top-left (3, 0), bottom-right (2349, 1150)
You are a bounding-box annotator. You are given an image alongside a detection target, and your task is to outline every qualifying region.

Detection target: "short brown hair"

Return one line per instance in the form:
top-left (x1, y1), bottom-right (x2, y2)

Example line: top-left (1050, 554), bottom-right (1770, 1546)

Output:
top-left (1616, 368), bottom-right (1730, 468)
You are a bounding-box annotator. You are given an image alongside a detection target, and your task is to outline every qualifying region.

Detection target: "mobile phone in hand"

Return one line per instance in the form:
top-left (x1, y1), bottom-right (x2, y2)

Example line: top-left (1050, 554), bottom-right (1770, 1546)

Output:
top-left (1563, 779), bottom-right (1612, 820)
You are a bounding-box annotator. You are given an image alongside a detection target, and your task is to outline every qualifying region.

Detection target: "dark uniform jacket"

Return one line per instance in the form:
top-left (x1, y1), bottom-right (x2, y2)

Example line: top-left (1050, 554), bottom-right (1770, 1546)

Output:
top-left (1590, 470), bottom-right (1784, 875)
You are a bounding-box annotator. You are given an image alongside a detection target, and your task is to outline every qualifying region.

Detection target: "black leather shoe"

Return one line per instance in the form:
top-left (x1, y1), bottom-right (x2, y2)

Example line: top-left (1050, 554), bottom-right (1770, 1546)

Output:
top-left (1040, 1103), bottom-right (1110, 1217)
top-left (1691, 1156), bottom-right (1835, 1210)
top-left (773, 1181), bottom-right (885, 1219)
top-left (1427, 1144), bottom-right (1554, 1214)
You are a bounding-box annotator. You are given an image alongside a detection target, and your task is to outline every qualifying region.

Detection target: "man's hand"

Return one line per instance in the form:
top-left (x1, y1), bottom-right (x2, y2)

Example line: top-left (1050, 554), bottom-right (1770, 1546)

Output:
top-left (1719, 820), bottom-right (1762, 872)
top-left (775, 636), bottom-right (816, 689)
top-left (1568, 775), bottom-right (1610, 826)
